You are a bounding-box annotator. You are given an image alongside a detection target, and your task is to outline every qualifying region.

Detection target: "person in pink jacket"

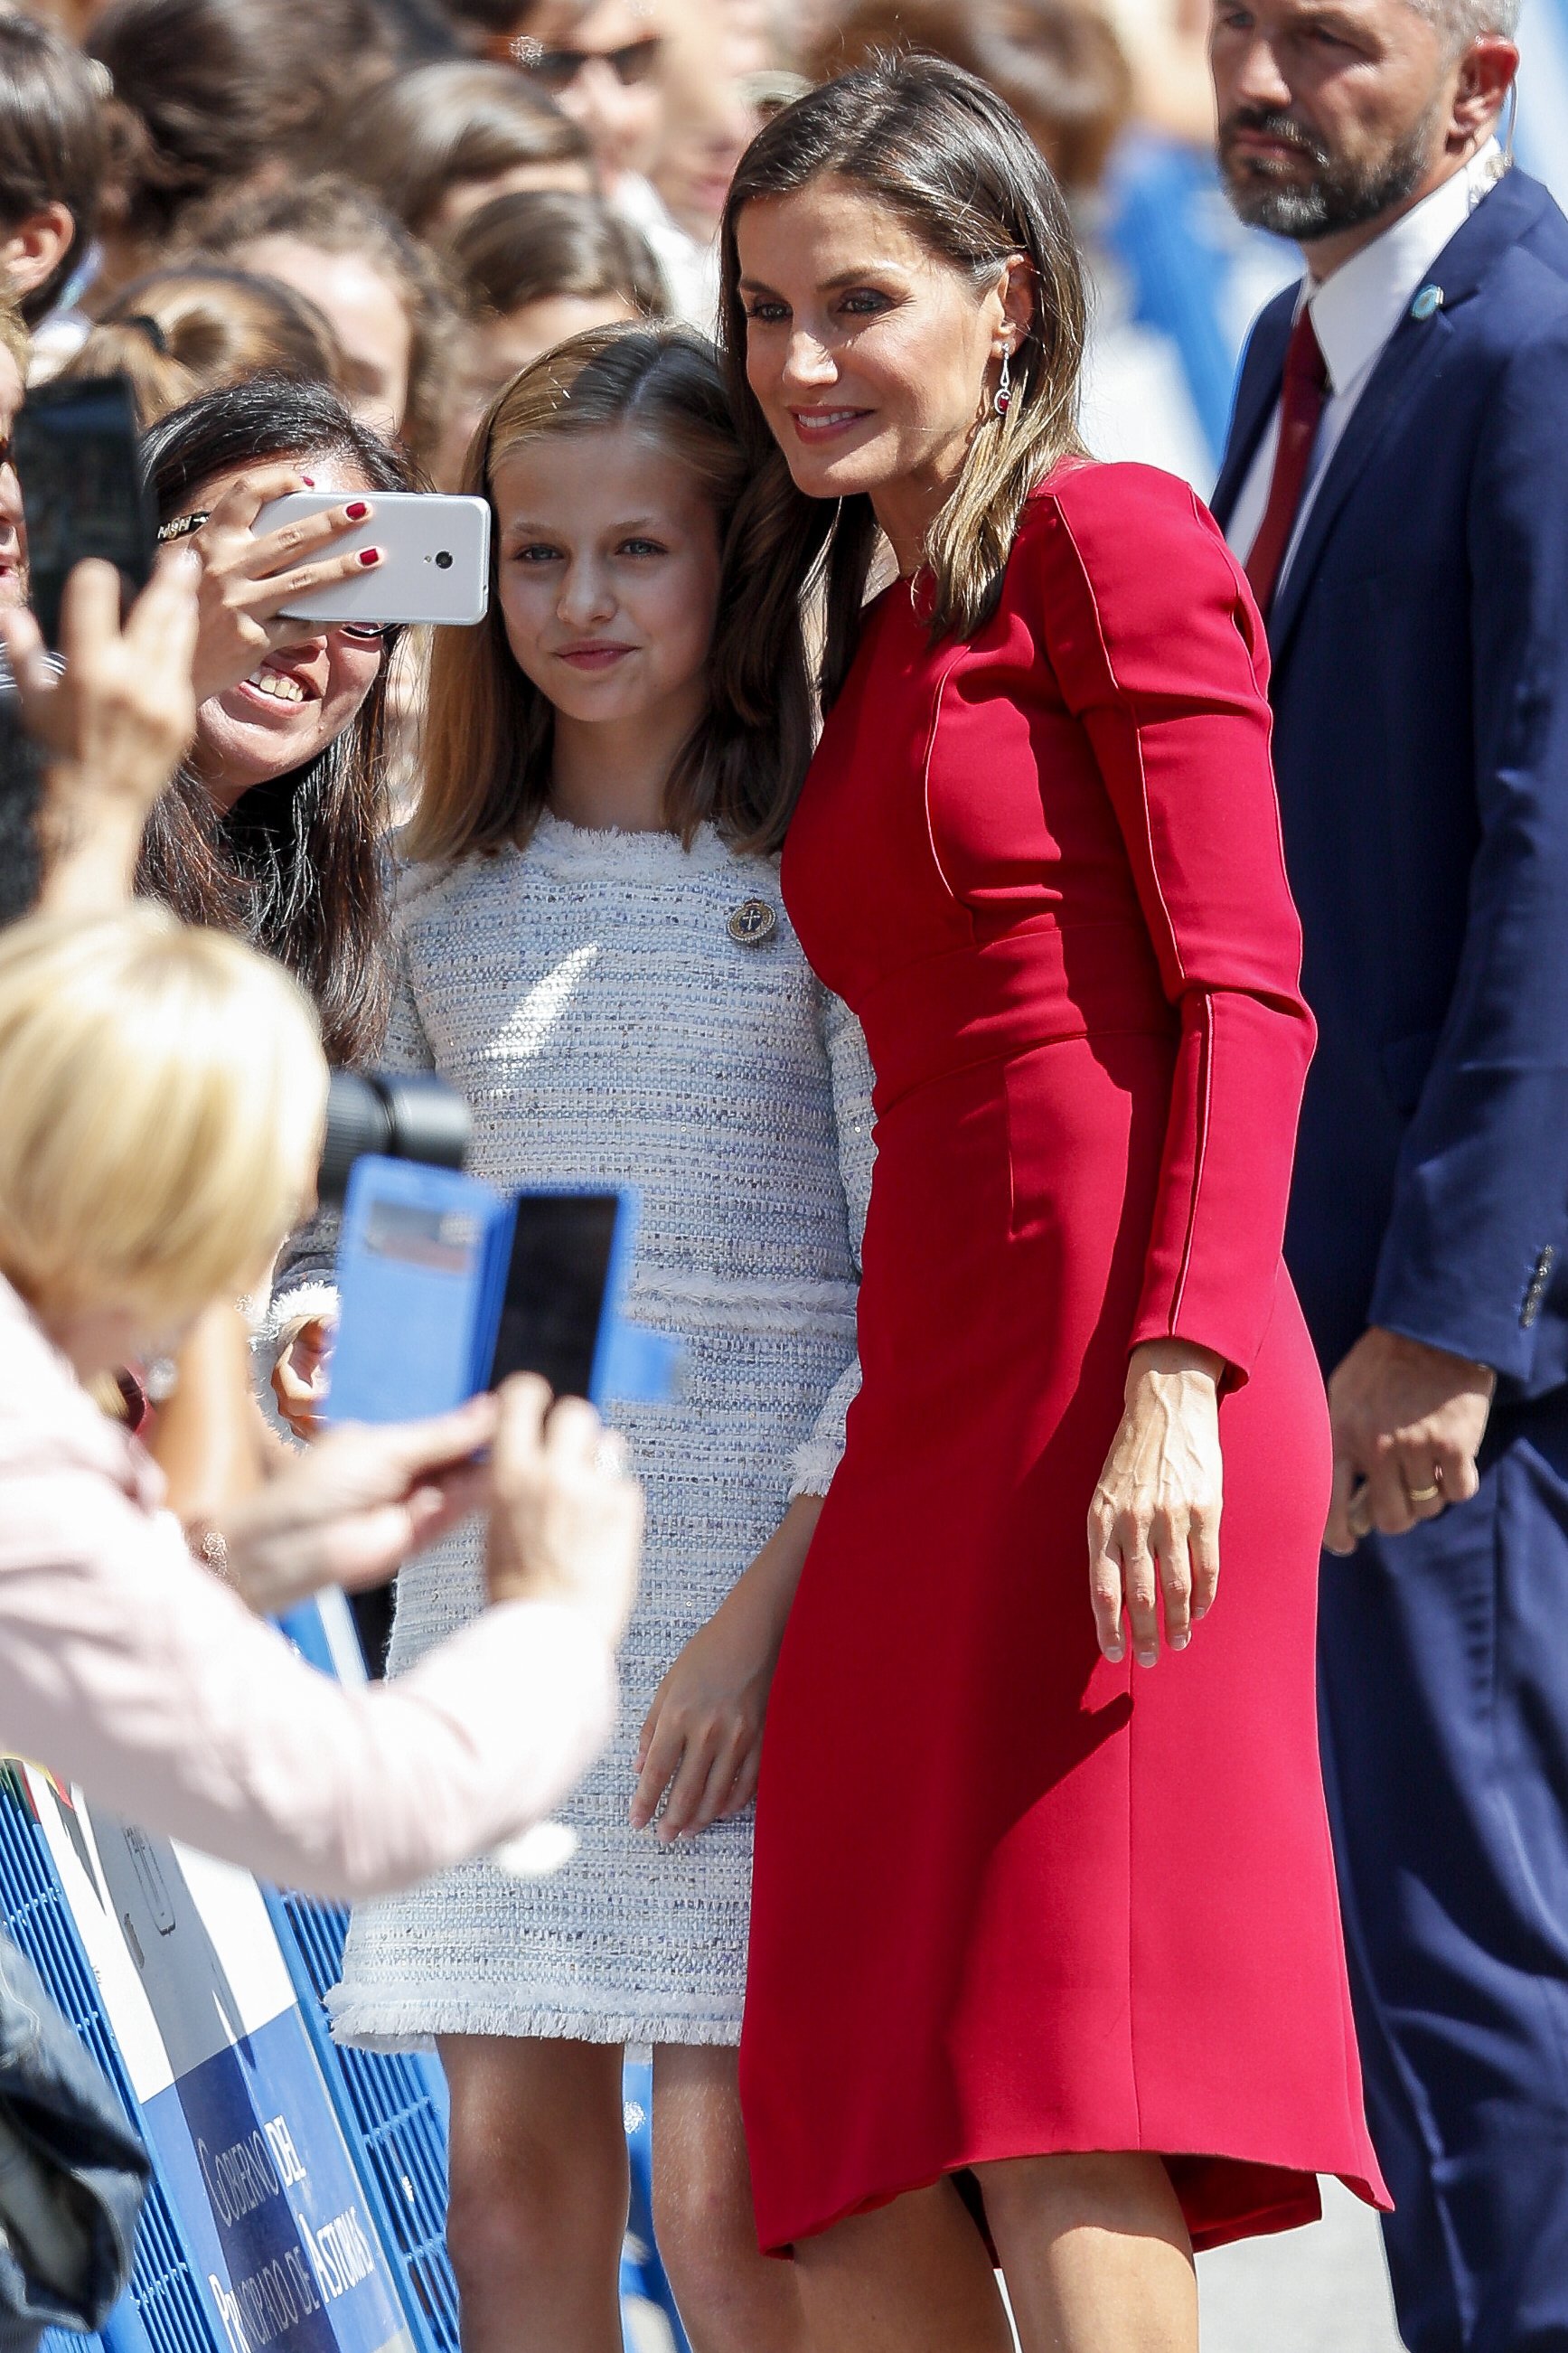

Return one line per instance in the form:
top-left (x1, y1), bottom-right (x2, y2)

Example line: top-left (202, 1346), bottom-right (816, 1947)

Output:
top-left (0, 902), bottom-right (641, 1900)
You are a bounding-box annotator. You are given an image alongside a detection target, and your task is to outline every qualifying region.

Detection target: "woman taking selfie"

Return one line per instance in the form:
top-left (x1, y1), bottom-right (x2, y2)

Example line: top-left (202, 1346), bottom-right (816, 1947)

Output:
top-left (717, 57), bottom-right (1385, 2353)
top-left (139, 375), bottom-right (417, 1062)
top-left (0, 905), bottom-right (637, 1898)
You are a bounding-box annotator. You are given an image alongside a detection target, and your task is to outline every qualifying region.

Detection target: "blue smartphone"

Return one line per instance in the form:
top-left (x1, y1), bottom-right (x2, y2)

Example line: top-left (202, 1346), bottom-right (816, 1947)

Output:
top-left (324, 1156), bottom-right (676, 1426)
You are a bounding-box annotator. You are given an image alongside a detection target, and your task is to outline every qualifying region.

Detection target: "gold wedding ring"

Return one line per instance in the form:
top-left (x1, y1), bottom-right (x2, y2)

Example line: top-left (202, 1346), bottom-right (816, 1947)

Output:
top-left (1407, 1481), bottom-right (1441, 1504)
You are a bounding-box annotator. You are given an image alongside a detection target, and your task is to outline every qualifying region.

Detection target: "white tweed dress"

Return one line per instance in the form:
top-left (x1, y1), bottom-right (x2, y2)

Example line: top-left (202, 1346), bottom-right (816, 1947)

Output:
top-left (277, 814), bottom-right (873, 2050)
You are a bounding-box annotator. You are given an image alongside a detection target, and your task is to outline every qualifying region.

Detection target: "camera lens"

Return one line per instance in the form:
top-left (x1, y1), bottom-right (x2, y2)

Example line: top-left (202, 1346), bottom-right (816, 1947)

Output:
top-left (435, 549), bottom-right (453, 570)
top-left (317, 1070), bottom-right (471, 1205)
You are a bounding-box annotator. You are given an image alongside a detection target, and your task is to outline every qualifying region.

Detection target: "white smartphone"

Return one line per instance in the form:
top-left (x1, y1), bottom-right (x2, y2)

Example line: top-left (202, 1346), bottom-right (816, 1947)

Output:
top-left (255, 489), bottom-right (492, 627)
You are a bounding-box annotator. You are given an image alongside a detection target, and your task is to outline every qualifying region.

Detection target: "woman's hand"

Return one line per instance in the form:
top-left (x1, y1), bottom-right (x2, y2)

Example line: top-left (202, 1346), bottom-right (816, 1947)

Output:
top-left (484, 1376), bottom-right (642, 1651)
top-left (632, 1493), bottom-right (822, 1843)
top-left (0, 550), bottom-right (202, 913)
top-left (1088, 1340), bottom-right (1225, 1668)
top-left (273, 1315), bottom-right (334, 1441)
top-left (221, 1392), bottom-right (502, 1614)
top-left (184, 466), bottom-right (385, 704)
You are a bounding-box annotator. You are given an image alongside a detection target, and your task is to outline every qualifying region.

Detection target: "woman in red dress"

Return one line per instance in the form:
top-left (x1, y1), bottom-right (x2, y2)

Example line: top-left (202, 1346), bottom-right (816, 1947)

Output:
top-left (709, 53), bottom-right (1388, 2353)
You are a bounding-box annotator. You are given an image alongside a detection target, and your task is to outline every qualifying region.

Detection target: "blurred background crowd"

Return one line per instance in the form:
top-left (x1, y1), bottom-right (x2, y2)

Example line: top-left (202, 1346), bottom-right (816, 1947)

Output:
top-left (0, 0), bottom-right (1551, 534)
top-left (0, 0), bottom-right (1562, 573)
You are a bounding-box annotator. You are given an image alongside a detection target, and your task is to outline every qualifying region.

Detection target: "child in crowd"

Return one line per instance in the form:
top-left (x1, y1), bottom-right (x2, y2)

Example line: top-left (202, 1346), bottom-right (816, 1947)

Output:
top-left (174, 176), bottom-right (460, 462)
top-left (62, 265), bottom-right (345, 426)
top-left (337, 59), bottom-right (594, 242)
top-left (433, 189), bottom-right (664, 485)
top-left (270, 323), bottom-right (869, 2353)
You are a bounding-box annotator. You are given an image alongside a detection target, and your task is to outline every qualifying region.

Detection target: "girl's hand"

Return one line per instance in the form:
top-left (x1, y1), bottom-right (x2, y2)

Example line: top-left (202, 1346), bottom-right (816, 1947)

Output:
top-left (273, 1315), bottom-right (334, 1441)
top-left (632, 1601), bottom-right (775, 1844)
top-left (185, 466), bottom-right (385, 703)
top-left (631, 1493), bottom-right (822, 1843)
top-left (1088, 1340), bottom-right (1225, 1669)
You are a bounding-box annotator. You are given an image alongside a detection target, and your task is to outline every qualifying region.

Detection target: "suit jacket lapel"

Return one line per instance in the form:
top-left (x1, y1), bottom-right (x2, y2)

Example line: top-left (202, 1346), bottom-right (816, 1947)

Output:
top-left (1210, 287), bottom-right (1295, 531)
top-left (1267, 169), bottom-right (1551, 661)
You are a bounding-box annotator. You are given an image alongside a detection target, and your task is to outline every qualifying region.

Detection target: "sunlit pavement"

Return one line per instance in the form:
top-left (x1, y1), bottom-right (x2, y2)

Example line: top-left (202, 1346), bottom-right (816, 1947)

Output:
top-left (1198, 2179), bottom-right (1406, 2351)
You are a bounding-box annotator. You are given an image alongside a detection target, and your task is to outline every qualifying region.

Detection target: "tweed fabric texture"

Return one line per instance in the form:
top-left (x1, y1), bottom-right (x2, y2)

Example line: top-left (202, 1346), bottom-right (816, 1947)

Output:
top-left (287, 816), bottom-right (873, 2048)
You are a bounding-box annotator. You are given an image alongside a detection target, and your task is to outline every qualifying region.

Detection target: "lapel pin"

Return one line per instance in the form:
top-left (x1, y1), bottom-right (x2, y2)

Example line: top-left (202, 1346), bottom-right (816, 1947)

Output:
top-left (728, 899), bottom-right (777, 945)
top-left (1411, 284), bottom-right (1444, 321)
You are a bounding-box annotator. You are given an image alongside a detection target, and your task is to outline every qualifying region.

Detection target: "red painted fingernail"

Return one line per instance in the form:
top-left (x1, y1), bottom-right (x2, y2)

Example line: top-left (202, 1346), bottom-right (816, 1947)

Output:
top-left (357, 547), bottom-right (381, 567)
top-left (345, 500), bottom-right (370, 520)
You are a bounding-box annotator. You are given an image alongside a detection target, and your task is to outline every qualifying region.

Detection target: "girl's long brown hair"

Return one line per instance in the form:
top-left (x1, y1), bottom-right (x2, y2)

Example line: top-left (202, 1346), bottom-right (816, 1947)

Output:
top-left (405, 322), bottom-right (812, 866)
top-left (714, 52), bottom-right (1089, 844)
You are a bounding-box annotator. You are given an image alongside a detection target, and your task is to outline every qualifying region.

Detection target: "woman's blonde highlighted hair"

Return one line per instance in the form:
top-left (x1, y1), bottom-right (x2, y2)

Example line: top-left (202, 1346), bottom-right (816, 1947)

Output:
top-left (0, 908), bottom-right (326, 1327)
top-left (716, 51), bottom-right (1090, 841)
top-left (403, 321), bottom-right (811, 867)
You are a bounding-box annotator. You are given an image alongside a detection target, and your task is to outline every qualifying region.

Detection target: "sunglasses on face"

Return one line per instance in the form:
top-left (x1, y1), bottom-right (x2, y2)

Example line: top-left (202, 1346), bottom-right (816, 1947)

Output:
top-left (502, 32), bottom-right (661, 88)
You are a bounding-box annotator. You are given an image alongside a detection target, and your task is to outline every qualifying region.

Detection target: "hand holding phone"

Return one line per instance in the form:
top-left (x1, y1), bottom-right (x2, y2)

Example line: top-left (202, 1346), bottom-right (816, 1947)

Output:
top-left (252, 491), bottom-right (492, 630)
top-left (181, 466), bottom-right (396, 703)
top-left (11, 374), bottom-right (155, 649)
top-left (0, 547), bottom-right (202, 916)
top-left (485, 1376), bottom-right (642, 1651)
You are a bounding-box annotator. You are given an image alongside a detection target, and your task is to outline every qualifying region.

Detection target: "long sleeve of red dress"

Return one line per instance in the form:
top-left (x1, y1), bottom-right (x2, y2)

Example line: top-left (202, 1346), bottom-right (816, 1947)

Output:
top-left (1028, 466), bottom-right (1316, 1379)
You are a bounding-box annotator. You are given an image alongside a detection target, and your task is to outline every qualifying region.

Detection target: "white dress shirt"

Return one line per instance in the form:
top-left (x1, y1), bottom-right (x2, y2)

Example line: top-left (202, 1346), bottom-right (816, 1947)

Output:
top-left (1225, 142), bottom-right (1506, 586)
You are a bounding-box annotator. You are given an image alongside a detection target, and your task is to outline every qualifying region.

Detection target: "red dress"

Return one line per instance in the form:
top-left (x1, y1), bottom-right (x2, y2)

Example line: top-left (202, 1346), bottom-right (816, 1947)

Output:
top-left (739, 462), bottom-right (1388, 2254)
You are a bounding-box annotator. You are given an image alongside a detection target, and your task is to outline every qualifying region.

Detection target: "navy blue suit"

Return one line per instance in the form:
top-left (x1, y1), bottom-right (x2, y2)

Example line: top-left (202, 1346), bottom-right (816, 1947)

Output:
top-left (1213, 169), bottom-right (1568, 2351)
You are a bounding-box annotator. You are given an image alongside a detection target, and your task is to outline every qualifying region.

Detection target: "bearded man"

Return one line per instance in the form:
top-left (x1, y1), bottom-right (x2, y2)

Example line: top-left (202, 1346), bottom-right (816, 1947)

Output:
top-left (1207, 3), bottom-right (1568, 2344)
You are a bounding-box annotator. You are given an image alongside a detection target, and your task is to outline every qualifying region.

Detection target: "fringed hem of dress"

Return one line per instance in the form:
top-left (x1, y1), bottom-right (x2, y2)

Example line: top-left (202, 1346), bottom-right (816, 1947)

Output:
top-left (326, 1991), bottom-right (744, 2053)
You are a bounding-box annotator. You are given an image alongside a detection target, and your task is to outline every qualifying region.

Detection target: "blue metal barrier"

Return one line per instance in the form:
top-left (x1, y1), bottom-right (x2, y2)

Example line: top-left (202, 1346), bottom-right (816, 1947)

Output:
top-left (258, 1888), bottom-right (457, 2353)
top-left (267, 1598), bottom-right (690, 2353)
top-left (262, 1887), bottom-right (691, 2353)
top-left (0, 1767), bottom-right (221, 2353)
top-left (6, 1595), bottom-right (693, 2353)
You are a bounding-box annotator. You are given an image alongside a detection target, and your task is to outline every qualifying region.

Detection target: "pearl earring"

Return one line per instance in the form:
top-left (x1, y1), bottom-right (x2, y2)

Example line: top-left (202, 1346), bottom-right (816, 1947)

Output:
top-left (993, 347), bottom-right (1013, 418)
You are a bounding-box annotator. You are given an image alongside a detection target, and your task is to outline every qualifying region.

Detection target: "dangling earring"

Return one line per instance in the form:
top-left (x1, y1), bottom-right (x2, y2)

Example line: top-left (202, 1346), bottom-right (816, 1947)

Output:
top-left (993, 347), bottom-right (1013, 418)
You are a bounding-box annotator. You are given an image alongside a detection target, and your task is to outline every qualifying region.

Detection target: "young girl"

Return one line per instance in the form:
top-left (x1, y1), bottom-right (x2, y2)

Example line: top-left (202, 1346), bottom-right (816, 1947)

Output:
top-left (270, 323), bottom-right (870, 2353)
top-left (431, 190), bottom-right (666, 489)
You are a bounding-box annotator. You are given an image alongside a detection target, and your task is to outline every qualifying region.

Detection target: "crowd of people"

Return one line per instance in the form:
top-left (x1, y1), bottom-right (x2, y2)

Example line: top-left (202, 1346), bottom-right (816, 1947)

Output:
top-left (0, 3), bottom-right (1564, 2353)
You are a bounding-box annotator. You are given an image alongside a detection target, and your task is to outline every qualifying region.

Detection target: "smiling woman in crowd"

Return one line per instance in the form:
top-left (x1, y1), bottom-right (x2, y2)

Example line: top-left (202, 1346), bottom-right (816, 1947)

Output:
top-left (137, 376), bottom-right (414, 1062)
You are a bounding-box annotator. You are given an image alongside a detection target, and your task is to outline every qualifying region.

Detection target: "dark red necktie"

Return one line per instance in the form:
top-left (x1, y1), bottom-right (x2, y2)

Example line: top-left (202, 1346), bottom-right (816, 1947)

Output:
top-left (1244, 305), bottom-right (1329, 616)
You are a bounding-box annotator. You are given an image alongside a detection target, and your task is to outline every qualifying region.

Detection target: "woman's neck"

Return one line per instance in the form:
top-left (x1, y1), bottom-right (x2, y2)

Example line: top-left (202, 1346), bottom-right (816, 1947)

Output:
top-left (192, 746), bottom-right (262, 820)
top-left (547, 703), bottom-right (697, 835)
top-left (870, 428), bottom-right (982, 578)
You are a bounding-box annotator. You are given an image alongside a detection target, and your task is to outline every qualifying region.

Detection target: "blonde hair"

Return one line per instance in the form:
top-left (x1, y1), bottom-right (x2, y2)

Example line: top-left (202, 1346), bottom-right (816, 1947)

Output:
top-left (406, 321), bottom-right (810, 866)
top-left (0, 909), bottom-right (327, 1327)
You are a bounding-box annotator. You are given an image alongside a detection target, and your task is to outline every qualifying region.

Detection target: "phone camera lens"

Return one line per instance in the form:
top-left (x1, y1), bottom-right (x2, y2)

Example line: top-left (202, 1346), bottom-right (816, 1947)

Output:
top-left (435, 549), bottom-right (453, 569)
